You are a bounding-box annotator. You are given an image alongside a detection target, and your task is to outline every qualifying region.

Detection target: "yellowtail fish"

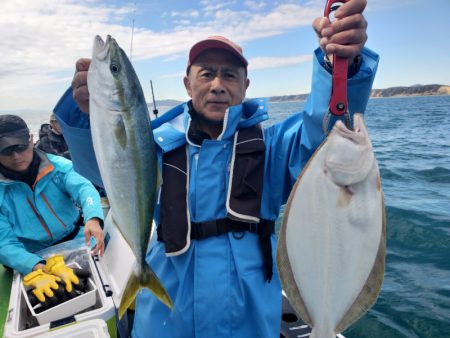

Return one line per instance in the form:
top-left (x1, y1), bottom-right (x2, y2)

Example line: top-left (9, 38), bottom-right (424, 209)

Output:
top-left (88, 35), bottom-right (173, 319)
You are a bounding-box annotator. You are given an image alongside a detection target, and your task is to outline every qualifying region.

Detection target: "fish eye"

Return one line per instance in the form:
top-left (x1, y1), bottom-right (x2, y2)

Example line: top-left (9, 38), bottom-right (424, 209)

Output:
top-left (110, 62), bottom-right (121, 74)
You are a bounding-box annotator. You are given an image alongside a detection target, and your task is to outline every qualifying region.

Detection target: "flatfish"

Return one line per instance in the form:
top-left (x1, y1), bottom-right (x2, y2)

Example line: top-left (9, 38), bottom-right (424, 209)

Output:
top-left (277, 113), bottom-right (386, 338)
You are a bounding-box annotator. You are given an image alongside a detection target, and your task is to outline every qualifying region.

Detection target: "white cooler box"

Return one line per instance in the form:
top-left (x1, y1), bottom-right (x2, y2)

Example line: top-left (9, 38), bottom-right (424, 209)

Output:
top-left (3, 210), bottom-right (139, 338)
top-left (21, 262), bottom-right (98, 326)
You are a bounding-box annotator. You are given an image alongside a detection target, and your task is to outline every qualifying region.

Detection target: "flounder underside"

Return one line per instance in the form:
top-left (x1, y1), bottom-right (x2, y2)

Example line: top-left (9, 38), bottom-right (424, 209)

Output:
top-left (277, 113), bottom-right (386, 338)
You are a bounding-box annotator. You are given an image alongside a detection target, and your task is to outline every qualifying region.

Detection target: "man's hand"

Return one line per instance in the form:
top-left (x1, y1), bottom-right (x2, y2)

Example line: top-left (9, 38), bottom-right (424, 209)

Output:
top-left (83, 217), bottom-right (105, 256)
top-left (71, 58), bottom-right (91, 114)
top-left (313, 0), bottom-right (368, 59)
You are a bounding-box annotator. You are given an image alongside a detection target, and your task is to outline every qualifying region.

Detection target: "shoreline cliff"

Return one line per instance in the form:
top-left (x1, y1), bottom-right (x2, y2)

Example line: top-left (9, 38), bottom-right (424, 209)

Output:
top-left (266, 84), bottom-right (450, 103)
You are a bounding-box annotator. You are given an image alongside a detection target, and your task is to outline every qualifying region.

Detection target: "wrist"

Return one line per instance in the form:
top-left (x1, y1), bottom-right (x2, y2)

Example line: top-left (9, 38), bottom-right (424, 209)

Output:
top-left (86, 217), bottom-right (100, 225)
top-left (323, 54), bottom-right (362, 77)
top-left (33, 262), bottom-right (46, 271)
top-left (86, 217), bottom-right (103, 229)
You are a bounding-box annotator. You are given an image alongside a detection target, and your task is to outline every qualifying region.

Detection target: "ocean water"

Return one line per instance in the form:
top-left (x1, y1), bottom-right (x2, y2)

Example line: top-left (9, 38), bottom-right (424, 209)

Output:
top-left (267, 96), bottom-right (450, 338)
top-left (12, 95), bottom-right (450, 337)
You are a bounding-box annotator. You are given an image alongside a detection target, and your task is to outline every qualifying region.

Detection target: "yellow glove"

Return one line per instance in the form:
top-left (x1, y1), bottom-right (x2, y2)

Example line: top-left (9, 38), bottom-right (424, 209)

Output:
top-left (44, 255), bottom-right (79, 293)
top-left (23, 269), bottom-right (61, 302)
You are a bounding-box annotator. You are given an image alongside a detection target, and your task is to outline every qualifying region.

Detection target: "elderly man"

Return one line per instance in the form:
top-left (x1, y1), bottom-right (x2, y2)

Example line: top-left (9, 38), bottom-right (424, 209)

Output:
top-left (0, 114), bottom-right (104, 300)
top-left (55, 0), bottom-right (378, 336)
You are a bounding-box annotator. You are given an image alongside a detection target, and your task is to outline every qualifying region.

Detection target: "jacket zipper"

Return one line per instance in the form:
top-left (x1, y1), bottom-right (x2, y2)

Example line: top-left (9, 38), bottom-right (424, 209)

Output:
top-left (41, 193), bottom-right (68, 230)
top-left (26, 197), bottom-right (53, 239)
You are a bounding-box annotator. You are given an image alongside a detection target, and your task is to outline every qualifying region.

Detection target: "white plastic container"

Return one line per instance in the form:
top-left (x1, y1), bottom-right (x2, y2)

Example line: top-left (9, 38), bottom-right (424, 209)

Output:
top-left (21, 262), bottom-right (97, 326)
top-left (35, 319), bottom-right (110, 338)
top-left (3, 210), bottom-right (138, 338)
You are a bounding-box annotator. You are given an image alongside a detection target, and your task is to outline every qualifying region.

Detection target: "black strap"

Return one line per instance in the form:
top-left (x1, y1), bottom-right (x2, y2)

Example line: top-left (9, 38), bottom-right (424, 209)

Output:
top-left (191, 218), bottom-right (259, 239)
top-left (157, 218), bottom-right (275, 282)
top-left (258, 219), bottom-right (274, 282)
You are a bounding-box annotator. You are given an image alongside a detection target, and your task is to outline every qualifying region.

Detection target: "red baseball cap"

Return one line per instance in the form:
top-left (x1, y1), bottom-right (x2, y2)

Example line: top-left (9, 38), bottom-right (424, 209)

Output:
top-left (187, 36), bottom-right (248, 74)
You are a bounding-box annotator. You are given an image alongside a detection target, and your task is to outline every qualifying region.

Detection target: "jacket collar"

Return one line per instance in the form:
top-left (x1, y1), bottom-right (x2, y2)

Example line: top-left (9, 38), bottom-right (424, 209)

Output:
top-left (153, 98), bottom-right (269, 153)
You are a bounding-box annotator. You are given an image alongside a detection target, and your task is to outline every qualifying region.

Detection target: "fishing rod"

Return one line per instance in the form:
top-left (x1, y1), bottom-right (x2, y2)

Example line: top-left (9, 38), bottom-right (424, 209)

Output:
top-left (129, 18), bottom-right (135, 61)
top-left (129, 2), bottom-right (136, 60)
top-left (150, 80), bottom-right (159, 118)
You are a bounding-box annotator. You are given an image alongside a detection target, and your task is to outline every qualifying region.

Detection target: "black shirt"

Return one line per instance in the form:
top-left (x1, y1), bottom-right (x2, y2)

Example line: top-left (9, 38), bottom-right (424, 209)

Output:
top-left (187, 101), bottom-right (212, 145)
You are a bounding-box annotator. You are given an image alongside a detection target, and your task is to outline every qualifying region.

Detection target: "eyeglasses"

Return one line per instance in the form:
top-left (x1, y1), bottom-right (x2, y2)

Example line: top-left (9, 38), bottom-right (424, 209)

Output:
top-left (0, 144), bottom-right (29, 156)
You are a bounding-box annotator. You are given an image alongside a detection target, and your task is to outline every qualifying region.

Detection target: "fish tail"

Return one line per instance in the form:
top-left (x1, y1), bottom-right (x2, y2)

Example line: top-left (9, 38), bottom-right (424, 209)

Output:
top-left (117, 265), bottom-right (173, 320)
top-left (118, 272), bottom-right (140, 320)
top-left (142, 264), bottom-right (173, 309)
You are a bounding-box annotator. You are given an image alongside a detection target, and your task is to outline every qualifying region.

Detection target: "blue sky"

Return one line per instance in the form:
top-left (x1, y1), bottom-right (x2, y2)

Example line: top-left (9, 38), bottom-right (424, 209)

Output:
top-left (0, 0), bottom-right (448, 112)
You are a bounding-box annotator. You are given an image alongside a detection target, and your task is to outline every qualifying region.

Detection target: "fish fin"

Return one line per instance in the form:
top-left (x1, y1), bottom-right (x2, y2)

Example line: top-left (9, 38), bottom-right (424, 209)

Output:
top-left (117, 265), bottom-right (174, 320)
top-left (118, 272), bottom-right (140, 320)
top-left (276, 176), bottom-right (314, 327)
top-left (142, 264), bottom-right (173, 309)
top-left (114, 115), bottom-right (127, 149)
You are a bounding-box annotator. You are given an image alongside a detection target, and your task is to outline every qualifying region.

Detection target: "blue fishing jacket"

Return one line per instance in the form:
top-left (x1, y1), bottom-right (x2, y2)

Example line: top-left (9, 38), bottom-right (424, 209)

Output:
top-left (0, 150), bottom-right (104, 274)
top-left (54, 48), bottom-right (379, 338)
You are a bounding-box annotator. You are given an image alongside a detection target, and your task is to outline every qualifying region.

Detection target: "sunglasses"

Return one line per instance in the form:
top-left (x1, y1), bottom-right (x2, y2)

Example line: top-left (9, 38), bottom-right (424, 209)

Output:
top-left (0, 144), bottom-right (29, 156)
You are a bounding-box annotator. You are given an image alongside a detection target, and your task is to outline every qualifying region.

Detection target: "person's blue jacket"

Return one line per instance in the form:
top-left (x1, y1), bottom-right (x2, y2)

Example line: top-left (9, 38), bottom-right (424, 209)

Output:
top-left (0, 150), bottom-right (104, 274)
top-left (54, 47), bottom-right (379, 338)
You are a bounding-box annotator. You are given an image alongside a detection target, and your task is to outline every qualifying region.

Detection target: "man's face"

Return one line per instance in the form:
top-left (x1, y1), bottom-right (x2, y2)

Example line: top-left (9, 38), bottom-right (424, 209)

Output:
top-left (184, 49), bottom-right (250, 124)
top-left (0, 136), bottom-right (34, 174)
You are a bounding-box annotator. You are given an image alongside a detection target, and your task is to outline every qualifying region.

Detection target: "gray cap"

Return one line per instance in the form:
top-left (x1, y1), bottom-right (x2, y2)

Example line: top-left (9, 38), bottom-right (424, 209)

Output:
top-left (0, 115), bottom-right (30, 153)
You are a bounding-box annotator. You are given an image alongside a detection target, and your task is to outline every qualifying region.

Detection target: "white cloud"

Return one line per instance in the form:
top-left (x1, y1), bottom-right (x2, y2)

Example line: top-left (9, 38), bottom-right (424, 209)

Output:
top-left (159, 54), bottom-right (312, 77)
top-left (200, 0), bottom-right (236, 16)
top-left (1, 0), bottom-right (321, 69)
top-left (244, 1), bottom-right (267, 11)
top-left (249, 54), bottom-right (313, 70)
top-left (0, 0), bottom-right (322, 110)
top-left (171, 10), bottom-right (200, 18)
top-left (159, 72), bottom-right (186, 80)
top-left (1, 3), bottom-right (133, 86)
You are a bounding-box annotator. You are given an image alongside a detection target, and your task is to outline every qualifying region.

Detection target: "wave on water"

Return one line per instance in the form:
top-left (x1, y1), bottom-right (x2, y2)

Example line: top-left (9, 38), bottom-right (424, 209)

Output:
top-left (415, 166), bottom-right (450, 183)
top-left (386, 206), bottom-right (450, 251)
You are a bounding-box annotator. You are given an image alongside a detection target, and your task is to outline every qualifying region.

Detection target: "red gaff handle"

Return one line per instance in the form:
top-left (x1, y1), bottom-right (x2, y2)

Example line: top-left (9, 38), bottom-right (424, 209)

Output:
top-left (329, 56), bottom-right (348, 115)
top-left (324, 0), bottom-right (349, 116)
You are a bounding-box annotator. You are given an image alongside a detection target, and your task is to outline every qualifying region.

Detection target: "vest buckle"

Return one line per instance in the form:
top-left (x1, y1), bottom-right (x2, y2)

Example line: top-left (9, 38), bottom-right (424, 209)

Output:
top-left (248, 222), bottom-right (258, 233)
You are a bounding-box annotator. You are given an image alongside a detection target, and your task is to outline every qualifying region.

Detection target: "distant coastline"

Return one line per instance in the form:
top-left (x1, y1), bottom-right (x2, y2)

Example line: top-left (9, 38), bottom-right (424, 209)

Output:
top-left (264, 84), bottom-right (450, 103)
top-left (370, 84), bottom-right (450, 98)
top-left (2, 84), bottom-right (448, 116)
top-left (150, 84), bottom-right (450, 107)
